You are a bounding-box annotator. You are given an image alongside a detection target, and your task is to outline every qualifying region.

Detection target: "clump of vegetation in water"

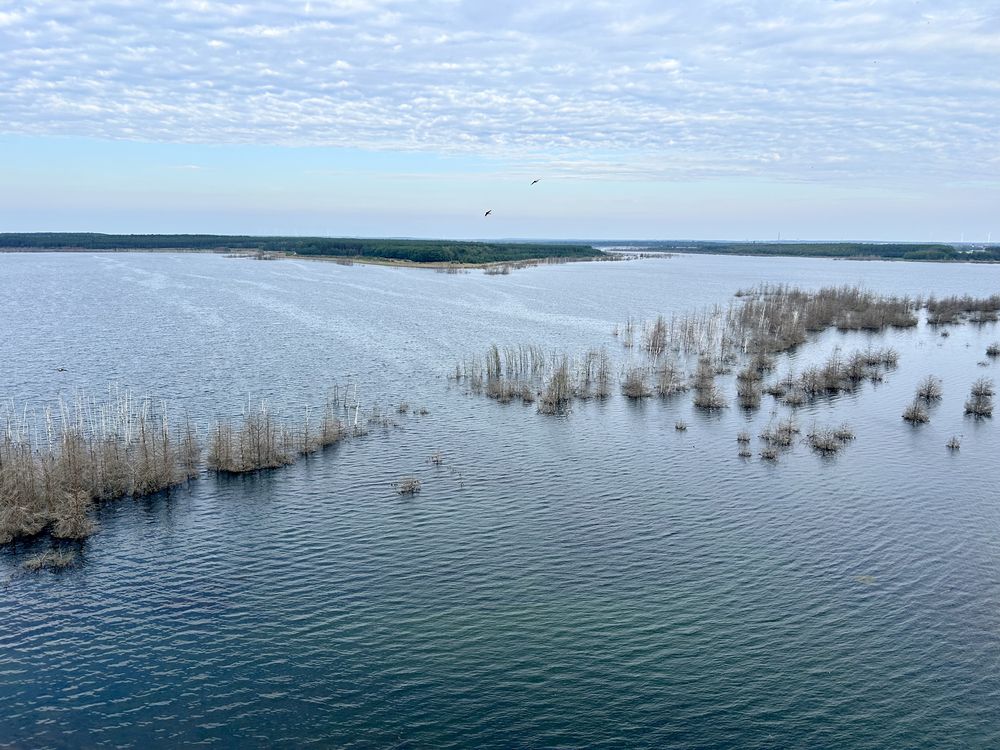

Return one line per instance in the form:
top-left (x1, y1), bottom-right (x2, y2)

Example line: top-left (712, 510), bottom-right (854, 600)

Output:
top-left (765, 347), bottom-right (897, 404)
top-left (538, 356), bottom-right (574, 414)
top-left (987, 342), bottom-right (1000, 358)
top-left (0, 390), bottom-right (200, 545)
top-left (393, 476), bottom-right (421, 495)
top-left (946, 435), bottom-right (962, 451)
top-left (736, 430), bottom-right (751, 444)
top-left (902, 399), bottom-right (930, 424)
top-left (207, 401), bottom-right (344, 474)
top-left (21, 549), bottom-right (78, 572)
top-left (926, 294), bottom-right (1000, 325)
top-left (621, 366), bottom-right (652, 399)
top-left (760, 419), bottom-right (799, 448)
top-left (692, 356), bottom-right (727, 410)
top-left (807, 423), bottom-right (856, 454)
top-left (674, 421), bottom-right (687, 431)
top-left (732, 284), bottom-right (917, 353)
top-left (916, 375), bottom-right (943, 401)
top-left (964, 378), bottom-right (994, 417)
top-left (655, 360), bottom-right (688, 398)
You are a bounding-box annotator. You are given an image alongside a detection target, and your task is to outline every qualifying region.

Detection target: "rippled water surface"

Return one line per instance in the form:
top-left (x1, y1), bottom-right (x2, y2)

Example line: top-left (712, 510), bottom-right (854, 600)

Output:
top-left (2, 252), bottom-right (1000, 748)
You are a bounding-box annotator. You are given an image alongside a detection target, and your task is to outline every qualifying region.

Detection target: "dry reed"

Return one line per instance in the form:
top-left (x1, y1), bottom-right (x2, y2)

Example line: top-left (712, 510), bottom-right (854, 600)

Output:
top-left (22, 549), bottom-right (78, 572)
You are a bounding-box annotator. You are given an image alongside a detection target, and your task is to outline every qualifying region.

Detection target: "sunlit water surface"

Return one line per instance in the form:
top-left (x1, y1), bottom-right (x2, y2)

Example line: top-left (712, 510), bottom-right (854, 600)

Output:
top-left (2, 252), bottom-right (999, 748)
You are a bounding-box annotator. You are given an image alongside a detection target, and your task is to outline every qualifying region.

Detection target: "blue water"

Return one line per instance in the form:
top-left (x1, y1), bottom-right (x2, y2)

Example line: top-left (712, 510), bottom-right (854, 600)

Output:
top-left (2, 252), bottom-right (999, 748)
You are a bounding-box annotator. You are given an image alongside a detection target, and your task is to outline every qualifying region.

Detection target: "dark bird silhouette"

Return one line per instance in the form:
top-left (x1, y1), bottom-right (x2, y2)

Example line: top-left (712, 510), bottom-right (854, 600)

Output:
top-left (530, 179), bottom-right (540, 185)
top-left (484, 209), bottom-right (492, 217)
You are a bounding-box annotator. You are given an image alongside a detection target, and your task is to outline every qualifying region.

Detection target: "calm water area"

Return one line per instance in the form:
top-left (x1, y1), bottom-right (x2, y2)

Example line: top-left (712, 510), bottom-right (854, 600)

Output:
top-left (2, 251), bottom-right (999, 748)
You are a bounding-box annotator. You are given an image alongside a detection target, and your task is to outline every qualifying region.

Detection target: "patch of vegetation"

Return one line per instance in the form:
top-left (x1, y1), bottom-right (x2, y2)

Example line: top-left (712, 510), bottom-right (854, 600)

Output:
top-left (0, 233), bottom-right (603, 265)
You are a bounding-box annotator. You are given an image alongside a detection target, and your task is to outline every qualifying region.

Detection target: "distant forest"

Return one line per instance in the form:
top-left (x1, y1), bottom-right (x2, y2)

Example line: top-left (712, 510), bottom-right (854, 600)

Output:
top-left (4, 234), bottom-right (998, 264)
top-left (601, 241), bottom-right (1000, 262)
top-left (0, 233), bottom-right (602, 264)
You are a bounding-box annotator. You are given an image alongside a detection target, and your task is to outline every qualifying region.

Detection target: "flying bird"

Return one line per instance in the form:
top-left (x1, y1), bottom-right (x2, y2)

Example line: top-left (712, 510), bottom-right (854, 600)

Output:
top-left (484, 209), bottom-right (492, 217)
top-left (530, 179), bottom-right (540, 185)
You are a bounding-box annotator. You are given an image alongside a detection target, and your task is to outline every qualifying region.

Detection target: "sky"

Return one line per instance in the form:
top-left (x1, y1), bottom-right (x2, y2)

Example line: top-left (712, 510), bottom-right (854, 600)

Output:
top-left (1, 0), bottom-right (998, 241)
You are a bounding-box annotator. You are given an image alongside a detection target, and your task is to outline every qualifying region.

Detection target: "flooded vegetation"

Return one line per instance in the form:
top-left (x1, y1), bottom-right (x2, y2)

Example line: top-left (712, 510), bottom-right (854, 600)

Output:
top-left (2, 252), bottom-right (999, 749)
top-left (0, 391), bottom-right (200, 544)
top-left (0, 384), bottom-right (408, 546)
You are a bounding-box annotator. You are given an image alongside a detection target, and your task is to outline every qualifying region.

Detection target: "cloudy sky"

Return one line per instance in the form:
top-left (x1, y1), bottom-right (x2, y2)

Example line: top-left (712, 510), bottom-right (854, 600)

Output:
top-left (1, 0), bottom-right (998, 240)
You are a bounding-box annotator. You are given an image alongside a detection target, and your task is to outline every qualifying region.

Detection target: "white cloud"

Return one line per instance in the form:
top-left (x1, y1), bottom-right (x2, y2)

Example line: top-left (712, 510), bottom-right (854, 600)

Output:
top-left (0, 0), bottom-right (998, 185)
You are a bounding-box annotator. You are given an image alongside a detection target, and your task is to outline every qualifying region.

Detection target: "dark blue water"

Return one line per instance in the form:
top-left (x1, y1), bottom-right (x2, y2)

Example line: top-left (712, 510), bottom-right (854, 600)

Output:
top-left (2, 252), bottom-right (999, 748)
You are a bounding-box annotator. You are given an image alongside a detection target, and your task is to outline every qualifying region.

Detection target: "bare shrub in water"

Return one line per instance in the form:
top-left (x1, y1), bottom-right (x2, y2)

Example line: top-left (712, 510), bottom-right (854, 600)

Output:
top-left (916, 375), bottom-right (943, 401)
top-left (807, 423), bottom-right (855, 454)
top-left (902, 399), bottom-right (930, 424)
top-left (965, 378), bottom-right (994, 417)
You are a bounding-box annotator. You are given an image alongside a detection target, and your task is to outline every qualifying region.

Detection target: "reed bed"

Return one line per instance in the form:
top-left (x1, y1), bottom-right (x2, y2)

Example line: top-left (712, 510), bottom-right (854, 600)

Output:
top-left (1, 391), bottom-right (200, 544)
top-left (463, 345), bottom-right (613, 412)
top-left (207, 401), bottom-right (345, 474)
top-left (1, 388), bottom-right (363, 545)
top-left (731, 284), bottom-right (916, 354)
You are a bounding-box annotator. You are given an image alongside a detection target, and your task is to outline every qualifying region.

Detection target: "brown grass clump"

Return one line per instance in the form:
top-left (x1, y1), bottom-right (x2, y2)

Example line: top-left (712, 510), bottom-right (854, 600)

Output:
top-left (760, 419), bottom-right (798, 447)
top-left (51, 491), bottom-right (98, 539)
top-left (760, 447), bottom-right (779, 461)
top-left (946, 435), bottom-right (961, 451)
top-left (394, 476), bottom-right (421, 495)
top-left (736, 430), bottom-right (751, 443)
top-left (807, 423), bottom-right (855, 454)
top-left (674, 421), bottom-right (688, 431)
top-left (22, 549), bottom-right (78, 572)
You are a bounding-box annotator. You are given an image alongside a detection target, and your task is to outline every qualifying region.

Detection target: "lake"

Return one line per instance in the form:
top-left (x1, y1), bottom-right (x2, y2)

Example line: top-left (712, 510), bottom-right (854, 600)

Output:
top-left (2, 251), bottom-right (999, 748)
